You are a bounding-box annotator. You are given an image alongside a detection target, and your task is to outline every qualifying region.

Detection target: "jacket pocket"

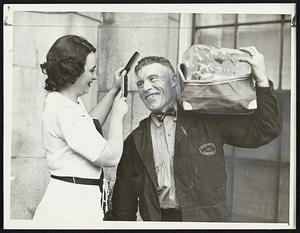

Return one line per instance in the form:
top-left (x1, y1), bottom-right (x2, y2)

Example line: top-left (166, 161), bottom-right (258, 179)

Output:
top-left (189, 140), bottom-right (226, 190)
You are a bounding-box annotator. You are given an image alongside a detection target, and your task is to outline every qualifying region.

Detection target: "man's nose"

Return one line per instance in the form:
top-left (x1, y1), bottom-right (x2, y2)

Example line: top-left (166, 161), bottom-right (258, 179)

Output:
top-left (143, 79), bottom-right (152, 90)
top-left (92, 74), bottom-right (97, 80)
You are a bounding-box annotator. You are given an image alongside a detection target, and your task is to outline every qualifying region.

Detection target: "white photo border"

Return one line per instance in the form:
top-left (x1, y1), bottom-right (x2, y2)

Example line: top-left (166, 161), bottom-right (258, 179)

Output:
top-left (3, 3), bottom-right (296, 230)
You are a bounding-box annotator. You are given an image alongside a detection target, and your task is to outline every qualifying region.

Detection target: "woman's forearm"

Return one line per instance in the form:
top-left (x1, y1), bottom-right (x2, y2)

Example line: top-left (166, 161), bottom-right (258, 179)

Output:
top-left (93, 114), bottom-right (124, 167)
top-left (89, 87), bottom-right (120, 125)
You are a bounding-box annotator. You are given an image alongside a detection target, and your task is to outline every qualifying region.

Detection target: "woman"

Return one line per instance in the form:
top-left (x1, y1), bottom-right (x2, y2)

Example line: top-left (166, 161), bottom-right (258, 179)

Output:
top-left (33, 35), bottom-right (128, 224)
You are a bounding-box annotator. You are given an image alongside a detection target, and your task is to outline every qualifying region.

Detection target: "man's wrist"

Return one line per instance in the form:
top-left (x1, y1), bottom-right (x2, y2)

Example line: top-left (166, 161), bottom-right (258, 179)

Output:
top-left (256, 80), bottom-right (270, 87)
top-left (255, 73), bottom-right (270, 87)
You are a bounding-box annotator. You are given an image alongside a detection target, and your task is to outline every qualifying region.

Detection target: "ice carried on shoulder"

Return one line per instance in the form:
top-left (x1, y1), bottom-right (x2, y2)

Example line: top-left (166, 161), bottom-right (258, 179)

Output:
top-left (177, 44), bottom-right (257, 115)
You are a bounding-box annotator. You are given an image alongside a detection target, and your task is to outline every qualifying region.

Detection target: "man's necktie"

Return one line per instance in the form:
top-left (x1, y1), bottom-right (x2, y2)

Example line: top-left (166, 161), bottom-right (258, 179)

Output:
top-left (155, 106), bottom-right (176, 122)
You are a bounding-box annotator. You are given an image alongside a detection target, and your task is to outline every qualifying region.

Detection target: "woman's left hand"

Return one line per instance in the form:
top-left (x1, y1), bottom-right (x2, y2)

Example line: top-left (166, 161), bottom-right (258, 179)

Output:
top-left (112, 68), bottom-right (126, 90)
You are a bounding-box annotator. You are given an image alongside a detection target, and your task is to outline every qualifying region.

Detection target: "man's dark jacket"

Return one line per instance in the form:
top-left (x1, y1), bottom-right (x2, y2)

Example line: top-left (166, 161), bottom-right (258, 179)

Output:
top-left (111, 83), bottom-right (281, 222)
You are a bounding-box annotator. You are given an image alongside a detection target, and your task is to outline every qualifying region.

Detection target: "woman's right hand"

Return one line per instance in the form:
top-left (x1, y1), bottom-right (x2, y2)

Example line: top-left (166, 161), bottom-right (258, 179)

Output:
top-left (111, 91), bottom-right (128, 118)
top-left (112, 68), bottom-right (126, 90)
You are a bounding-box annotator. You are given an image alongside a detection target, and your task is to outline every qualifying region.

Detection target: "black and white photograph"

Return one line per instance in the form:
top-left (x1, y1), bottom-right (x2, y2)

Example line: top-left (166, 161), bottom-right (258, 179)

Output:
top-left (3, 3), bottom-right (296, 229)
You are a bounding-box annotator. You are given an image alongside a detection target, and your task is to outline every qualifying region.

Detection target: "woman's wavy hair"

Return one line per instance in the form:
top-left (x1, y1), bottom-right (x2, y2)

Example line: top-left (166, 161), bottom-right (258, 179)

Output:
top-left (40, 35), bottom-right (96, 91)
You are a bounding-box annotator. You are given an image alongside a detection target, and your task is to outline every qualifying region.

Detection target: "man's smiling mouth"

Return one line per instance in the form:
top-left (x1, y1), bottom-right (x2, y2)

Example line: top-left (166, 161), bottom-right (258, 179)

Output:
top-left (145, 93), bottom-right (159, 101)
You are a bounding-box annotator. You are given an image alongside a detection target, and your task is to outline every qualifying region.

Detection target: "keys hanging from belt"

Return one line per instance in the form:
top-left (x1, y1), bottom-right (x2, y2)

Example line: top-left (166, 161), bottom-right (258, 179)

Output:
top-left (99, 168), bottom-right (109, 214)
top-left (100, 177), bottom-right (109, 214)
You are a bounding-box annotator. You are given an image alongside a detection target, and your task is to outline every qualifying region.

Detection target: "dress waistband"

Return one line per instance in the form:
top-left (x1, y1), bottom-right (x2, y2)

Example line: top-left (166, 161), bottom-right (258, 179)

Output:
top-left (50, 174), bottom-right (103, 188)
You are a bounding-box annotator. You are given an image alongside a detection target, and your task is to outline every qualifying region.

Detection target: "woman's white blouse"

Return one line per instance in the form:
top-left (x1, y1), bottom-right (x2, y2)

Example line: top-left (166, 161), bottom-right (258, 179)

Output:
top-left (43, 92), bottom-right (107, 178)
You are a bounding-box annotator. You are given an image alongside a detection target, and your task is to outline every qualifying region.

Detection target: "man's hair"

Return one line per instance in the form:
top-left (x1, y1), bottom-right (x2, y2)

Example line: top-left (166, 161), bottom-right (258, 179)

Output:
top-left (134, 56), bottom-right (175, 75)
top-left (40, 35), bottom-right (96, 91)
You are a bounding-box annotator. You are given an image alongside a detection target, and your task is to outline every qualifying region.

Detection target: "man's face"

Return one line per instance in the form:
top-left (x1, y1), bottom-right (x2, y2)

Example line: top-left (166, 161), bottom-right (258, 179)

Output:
top-left (136, 63), bottom-right (177, 113)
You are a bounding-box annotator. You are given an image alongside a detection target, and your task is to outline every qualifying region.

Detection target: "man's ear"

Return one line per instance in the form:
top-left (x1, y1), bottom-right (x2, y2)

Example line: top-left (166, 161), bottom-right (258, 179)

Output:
top-left (170, 73), bottom-right (179, 87)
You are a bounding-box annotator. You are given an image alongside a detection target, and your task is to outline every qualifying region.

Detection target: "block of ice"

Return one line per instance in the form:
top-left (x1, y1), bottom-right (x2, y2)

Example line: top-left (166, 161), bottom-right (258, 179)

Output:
top-left (181, 44), bottom-right (252, 83)
top-left (177, 44), bottom-right (257, 115)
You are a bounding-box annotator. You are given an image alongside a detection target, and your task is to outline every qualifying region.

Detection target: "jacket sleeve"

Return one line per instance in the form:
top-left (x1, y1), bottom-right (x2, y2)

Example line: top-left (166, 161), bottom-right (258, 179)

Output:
top-left (111, 134), bottom-right (139, 220)
top-left (216, 80), bottom-right (282, 148)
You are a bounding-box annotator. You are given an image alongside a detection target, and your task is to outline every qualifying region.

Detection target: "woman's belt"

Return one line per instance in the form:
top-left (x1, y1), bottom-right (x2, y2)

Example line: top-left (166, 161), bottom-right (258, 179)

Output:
top-left (50, 174), bottom-right (103, 189)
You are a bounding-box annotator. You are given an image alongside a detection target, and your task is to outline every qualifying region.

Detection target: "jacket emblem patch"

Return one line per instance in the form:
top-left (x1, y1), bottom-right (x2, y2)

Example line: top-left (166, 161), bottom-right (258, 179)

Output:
top-left (199, 143), bottom-right (216, 156)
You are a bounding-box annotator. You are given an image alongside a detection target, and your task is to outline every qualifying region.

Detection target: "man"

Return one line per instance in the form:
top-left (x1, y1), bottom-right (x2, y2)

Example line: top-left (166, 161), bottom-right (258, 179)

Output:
top-left (111, 47), bottom-right (281, 222)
